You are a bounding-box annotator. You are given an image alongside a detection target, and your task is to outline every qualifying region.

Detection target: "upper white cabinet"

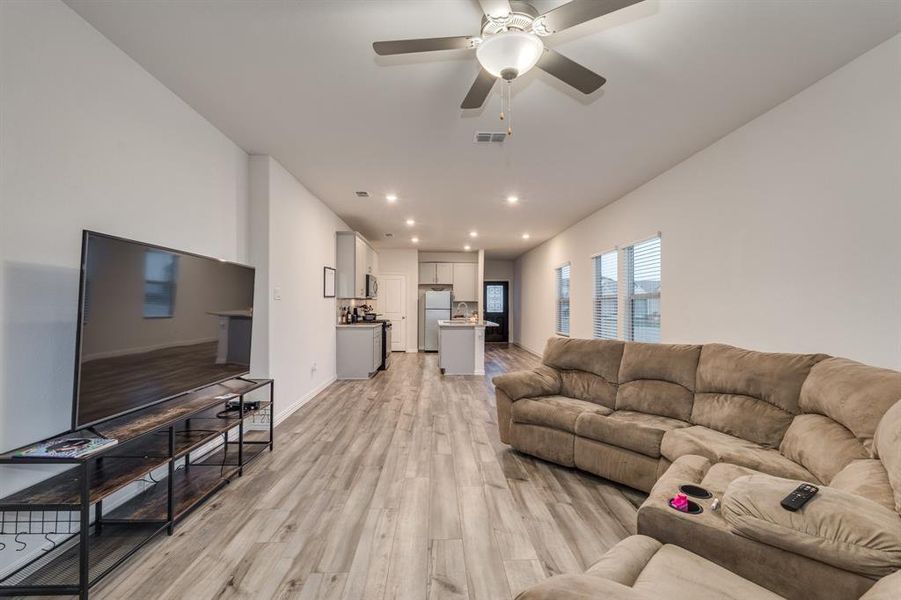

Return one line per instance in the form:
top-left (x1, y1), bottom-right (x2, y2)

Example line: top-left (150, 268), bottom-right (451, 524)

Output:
top-left (337, 231), bottom-right (377, 298)
top-left (452, 263), bottom-right (478, 301)
top-left (419, 262), bottom-right (454, 285)
top-left (418, 261), bottom-right (478, 300)
top-left (419, 262), bottom-right (435, 284)
top-left (435, 263), bottom-right (453, 285)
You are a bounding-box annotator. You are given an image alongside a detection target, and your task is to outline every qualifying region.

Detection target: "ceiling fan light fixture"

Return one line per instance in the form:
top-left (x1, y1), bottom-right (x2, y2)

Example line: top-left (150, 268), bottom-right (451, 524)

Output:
top-left (476, 31), bottom-right (544, 80)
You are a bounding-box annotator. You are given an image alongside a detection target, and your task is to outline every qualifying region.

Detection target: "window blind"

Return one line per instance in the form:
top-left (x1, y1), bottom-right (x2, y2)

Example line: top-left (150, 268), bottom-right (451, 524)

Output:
top-left (555, 263), bottom-right (570, 335)
top-left (593, 250), bottom-right (618, 339)
top-left (625, 236), bottom-right (661, 342)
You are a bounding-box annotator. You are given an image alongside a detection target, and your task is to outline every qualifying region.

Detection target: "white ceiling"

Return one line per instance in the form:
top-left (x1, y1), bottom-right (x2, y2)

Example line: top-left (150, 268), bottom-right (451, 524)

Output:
top-left (65, 0), bottom-right (901, 259)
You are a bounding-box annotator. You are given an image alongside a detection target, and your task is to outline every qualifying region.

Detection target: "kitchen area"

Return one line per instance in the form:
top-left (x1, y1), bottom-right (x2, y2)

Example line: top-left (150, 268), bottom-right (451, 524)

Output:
top-left (334, 233), bottom-right (498, 379)
top-left (334, 231), bottom-right (392, 379)
top-left (418, 252), bottom-right (497, 376)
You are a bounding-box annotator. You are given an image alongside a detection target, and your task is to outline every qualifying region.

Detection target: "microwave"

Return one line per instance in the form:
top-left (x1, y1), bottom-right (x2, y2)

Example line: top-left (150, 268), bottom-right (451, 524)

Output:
top-left (365, 274), bottom-right (378, 299)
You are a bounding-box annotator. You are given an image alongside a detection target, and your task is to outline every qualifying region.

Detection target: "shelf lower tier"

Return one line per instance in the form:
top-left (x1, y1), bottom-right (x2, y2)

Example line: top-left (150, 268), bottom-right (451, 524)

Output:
top-left (105, 438), bottom-right (268, 522)
top-left (0, 522), bottom-right (164, 590)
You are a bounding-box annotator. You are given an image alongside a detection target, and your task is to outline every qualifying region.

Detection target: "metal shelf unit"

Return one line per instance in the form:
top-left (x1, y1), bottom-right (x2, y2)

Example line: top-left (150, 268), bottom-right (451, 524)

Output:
top-left (0, 378), bottom-right (274, 599)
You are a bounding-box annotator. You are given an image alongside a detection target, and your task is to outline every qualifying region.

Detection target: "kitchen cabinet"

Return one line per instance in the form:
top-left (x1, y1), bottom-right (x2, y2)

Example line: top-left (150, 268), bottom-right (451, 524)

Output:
top-left (336, 231), bottom-right (377, 298)
top-left (337, 324), bottom-right (382, 379)
top-left (452, 263), bottom-right (478, 301)
top-left (419, 262), bottom-right (454, 285)
top-left (436, 263), bottom-right (453, 284)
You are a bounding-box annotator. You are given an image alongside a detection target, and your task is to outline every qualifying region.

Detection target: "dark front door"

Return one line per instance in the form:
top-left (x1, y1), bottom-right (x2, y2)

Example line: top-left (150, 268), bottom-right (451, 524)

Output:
top-left (483, 281), bottom-right (509, 343)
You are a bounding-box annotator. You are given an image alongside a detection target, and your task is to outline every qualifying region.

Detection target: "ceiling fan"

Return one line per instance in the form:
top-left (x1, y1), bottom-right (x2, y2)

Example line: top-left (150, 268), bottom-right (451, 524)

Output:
top-left (373, 0), bottom-right (642, 110)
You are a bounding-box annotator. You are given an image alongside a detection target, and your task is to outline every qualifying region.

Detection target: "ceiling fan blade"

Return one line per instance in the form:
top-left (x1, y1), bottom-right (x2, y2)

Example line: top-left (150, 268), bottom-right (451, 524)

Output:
top-left (461, 68), bottom-right (497, 109)
top-left (537, 49), bottom-right (606, 94)
top-left (373, 36), bottom-right (478, 56)
top-left (478, 0), bottom-right (513, 19)
top-left (537, 0), bottom-right (642, 34)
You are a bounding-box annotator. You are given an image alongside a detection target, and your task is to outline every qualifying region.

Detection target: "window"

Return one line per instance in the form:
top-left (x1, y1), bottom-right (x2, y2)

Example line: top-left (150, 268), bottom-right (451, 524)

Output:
top-left (144, 250), bottom-right (178, 318)
top-left (486, 284), bottom-right (504, 313)
top-left (593, 250), bottom-right (618, 339)
top-left (555, 263), bottom-right (570, 336)
top-left (625, 236), bottom-right (661, 342)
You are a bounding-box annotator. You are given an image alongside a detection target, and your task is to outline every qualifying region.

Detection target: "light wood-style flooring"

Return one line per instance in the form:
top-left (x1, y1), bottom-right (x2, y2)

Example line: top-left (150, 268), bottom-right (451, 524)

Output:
top-left (89, 344), bottom-right (644, 600)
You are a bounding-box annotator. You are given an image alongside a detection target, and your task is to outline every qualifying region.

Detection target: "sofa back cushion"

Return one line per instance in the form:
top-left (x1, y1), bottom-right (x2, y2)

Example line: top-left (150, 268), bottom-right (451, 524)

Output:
top-left (800, 357), bottom-right (901, 456)
top-left (779, 414), bottom-right (869, 484)
top-left (615, 342), bottom-right (701, 421)
top-left (542, 337), bottom-right (624, 409)
top-left (693, 344), bottom-right (826, 448)
top-left (874, 399), bottom-right (901, 513)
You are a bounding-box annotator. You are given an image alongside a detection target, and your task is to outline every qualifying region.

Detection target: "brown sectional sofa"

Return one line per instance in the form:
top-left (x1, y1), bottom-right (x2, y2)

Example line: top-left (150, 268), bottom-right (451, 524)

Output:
top-left (515, 534), bottom-right (901, 600)
top-left (493, 337), bottom-right (901, 599)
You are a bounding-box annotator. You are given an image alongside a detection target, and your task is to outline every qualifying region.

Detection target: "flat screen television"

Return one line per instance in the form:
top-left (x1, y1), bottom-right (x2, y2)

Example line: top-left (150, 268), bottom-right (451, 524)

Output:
top-left (72, 231), bottom-right (255, 429)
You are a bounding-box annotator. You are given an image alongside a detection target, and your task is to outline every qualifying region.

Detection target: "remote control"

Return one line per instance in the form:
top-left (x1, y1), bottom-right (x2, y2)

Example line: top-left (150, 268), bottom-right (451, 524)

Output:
top-left (780, 483), bottom-right (819, 511)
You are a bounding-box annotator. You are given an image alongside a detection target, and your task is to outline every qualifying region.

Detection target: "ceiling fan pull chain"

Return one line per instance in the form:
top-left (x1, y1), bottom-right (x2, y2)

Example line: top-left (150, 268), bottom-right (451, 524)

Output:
top-left (506, 81), bottom-right (512, 136)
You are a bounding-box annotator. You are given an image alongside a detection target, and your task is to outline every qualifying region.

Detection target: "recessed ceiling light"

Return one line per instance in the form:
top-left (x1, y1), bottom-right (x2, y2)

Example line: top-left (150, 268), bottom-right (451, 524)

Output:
top-left (386, 193), bottom-right (398, 203)
top-left (411, 236), bottom-right (419, 243)
top-left (464, 245), bottom-right (471, 251)
top-left (507, 195), bottom-right (519, 204)
top-left (405, 218), bottom-right (415, 226)
top-left (469, 231), bottom-right (478, 238)
top-left (522, 233), bottom-right (530, 239)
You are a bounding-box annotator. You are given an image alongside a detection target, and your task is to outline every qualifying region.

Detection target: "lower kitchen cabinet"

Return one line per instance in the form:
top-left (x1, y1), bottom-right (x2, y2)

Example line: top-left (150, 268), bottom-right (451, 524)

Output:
top-left (337, 324), bottom-right (382, 379)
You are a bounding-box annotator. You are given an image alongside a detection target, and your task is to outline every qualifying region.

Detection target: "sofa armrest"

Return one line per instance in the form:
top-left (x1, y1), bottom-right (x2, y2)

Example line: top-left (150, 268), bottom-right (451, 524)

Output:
top-left (492, 365), bottom-right (561, 402)
top-left (514, 574), bottom-right (648, 600)
top-left (722, 474), bottom-right (901, 577)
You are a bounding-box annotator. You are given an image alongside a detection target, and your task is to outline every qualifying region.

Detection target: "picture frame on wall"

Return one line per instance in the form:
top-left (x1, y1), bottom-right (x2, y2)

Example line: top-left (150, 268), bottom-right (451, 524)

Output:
top-left (323, 266), bottom-right (336, 298)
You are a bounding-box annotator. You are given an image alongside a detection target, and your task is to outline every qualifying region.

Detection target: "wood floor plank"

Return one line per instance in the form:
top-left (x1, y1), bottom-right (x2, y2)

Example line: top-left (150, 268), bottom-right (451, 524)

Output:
top-left (428, 539), bottom-right (470, 600)
top-left (86, 345), bottom-right (641, 600)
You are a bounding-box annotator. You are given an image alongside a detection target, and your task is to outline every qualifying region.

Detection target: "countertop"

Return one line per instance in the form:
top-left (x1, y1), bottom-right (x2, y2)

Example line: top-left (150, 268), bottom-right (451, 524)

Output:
top-left (336, 322), bottom-right (381, 329)
top-left (437, 320), bottom-right (499, 328)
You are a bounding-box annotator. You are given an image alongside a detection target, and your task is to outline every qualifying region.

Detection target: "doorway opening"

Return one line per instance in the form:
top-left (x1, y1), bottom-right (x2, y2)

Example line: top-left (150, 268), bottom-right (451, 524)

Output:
top-left (483, 281), bottom-right (509, 343)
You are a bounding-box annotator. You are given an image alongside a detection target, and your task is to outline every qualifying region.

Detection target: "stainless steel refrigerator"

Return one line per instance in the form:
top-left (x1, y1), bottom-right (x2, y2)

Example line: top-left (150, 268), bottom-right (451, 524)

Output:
top-left (423, 291), bottom-right (451, 351)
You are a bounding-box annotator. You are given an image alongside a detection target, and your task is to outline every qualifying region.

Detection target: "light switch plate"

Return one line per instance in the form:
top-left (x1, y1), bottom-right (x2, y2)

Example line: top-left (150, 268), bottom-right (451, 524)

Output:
top-left (273, 287), bottom-right (282, 300)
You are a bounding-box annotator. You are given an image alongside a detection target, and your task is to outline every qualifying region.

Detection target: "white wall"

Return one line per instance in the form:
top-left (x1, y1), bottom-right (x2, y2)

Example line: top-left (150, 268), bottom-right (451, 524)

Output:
top-left (0, 0), bottom-right (250, 571)
top-left (0, 0), bottom-right (249, 483)
top-left (378, 249), bottom-right (419, 351)
top-left (248, 156), bottom-right (349, 420)
top-left (515, 35), bottom-right (901, 369)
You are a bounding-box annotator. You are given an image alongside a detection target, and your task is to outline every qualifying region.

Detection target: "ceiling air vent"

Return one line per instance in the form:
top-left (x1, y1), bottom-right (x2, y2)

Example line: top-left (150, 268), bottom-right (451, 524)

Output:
top-left (474, 131), bottom-right (507, 143)
top-left (355, 191), bottom-right (370, 198)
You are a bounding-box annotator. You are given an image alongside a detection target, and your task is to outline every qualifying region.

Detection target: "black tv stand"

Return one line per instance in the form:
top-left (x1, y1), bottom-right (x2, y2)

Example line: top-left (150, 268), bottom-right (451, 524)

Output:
top-left (0, 377), bottom-right (274, 599)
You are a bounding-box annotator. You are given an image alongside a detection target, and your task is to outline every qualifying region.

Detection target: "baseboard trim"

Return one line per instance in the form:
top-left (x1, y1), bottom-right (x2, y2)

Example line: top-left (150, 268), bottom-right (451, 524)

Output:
top-left (512, 341), bottom-right (542, 358)
top-left (273, 376), bottom-right (336, 426)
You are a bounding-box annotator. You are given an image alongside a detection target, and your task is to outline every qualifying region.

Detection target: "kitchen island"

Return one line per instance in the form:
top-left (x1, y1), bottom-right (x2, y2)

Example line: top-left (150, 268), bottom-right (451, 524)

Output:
top-left (437, 320), bottom-right (498, 376)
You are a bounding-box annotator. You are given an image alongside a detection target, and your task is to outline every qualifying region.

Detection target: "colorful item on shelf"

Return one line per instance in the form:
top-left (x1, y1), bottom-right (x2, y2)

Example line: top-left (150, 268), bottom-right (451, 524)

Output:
top-left (14, 437), bottom-right (118, 458)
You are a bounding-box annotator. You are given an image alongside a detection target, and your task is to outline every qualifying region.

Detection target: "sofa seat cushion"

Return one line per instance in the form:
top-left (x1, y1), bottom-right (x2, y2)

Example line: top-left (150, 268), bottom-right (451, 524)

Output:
top-left (512, 396), bottom-right (612, 433)
top-left (575, 410), bottom-right (690, 458)
top-left (516, 535), bottom-right (784, 600)
top-left (630, 543), bottom-right (784, 600)
top-left (830, 459), bottom-right (897, 512)
top-left (660, 426), bottom-right (818, 482)
top-left (723, 474), bottom-right (901, 577)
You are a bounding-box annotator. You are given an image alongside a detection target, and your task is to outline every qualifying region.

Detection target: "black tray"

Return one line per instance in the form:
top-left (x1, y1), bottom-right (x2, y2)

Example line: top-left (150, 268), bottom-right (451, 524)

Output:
top-left (679, 484), bottom-right (712, 499)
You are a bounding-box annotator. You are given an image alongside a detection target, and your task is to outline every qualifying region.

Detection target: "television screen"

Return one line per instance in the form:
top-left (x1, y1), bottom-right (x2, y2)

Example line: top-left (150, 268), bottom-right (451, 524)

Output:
top-left (73, 232), bottom-right (255, 429)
